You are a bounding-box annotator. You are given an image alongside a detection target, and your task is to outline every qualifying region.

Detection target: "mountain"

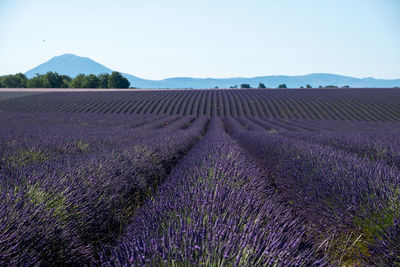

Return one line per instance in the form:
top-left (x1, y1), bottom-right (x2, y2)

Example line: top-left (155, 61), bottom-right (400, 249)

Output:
top-left (25, 54), bottom-right (113, 78)
top-left (25, 54), bottom-right (400, 88)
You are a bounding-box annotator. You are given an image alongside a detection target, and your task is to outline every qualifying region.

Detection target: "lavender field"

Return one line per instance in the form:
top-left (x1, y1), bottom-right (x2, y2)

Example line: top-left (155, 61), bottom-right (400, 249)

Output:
top-left (0, 90), bottom-right (400, 266)
top-left (1, 89), bottom-right (400, 121)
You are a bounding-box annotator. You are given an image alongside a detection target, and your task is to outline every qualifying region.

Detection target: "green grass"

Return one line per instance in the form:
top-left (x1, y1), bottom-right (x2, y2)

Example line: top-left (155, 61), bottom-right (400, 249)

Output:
top-left (6, 149), bottom-right (48, 167)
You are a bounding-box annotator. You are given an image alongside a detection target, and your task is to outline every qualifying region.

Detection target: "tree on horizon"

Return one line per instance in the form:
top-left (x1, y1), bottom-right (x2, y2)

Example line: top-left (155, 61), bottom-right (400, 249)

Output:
top-left (0, 71), bottom-right (132, 89)
top-left (108, 72), bottom-right (130, 89)
top-left (0, 73), bottom-right (27, 88)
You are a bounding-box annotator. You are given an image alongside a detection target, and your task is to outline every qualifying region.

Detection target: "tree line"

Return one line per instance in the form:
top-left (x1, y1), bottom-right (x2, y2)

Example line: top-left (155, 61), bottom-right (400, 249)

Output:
top-left (225, 83), bottom-right (350, 89)
top-left (0, 72), bottom-right (131, 88)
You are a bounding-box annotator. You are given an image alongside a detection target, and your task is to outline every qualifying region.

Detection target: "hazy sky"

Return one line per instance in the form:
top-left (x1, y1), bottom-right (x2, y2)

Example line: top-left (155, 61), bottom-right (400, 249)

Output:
top-left (1, 0), bottom-right (399, 79)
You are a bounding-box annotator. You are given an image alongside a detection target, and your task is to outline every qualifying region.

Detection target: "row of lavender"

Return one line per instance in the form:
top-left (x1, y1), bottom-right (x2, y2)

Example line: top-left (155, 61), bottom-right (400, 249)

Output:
top-left (0, 113), bottom-right (207, 265)
top-left (235, 117), bottom-right (400, 171)
top-left (100, 117), bottom-right (326, 266)
top-left (225, 117), bottom-right (400, 265)
top-left (100, 116), bottom-right (400, 266)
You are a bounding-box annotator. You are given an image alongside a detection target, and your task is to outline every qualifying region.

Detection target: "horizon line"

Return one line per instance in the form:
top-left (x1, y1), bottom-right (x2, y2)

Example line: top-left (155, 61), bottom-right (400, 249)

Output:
top-left (12, 53), bottom-right (399, 81)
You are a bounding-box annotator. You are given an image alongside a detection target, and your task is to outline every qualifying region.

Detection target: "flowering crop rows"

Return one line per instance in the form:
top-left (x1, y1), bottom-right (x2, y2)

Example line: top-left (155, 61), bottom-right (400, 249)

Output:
top-left (0, 113), bottom-right (207, 265)
top-left (0, 109), bottom-right (399, 266)
top-left (224, 116), bottom-right (400, 266)
top-left (1, 88), bottom-right (400, 121)
top-left (100, 117), bottom-right (324, 266)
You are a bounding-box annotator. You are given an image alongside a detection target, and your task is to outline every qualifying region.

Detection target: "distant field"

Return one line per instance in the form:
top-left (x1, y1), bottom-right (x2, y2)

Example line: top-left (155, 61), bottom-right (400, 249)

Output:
top-left (0, 91), bottom-right (44, 101)
top-left (1, 88), bottom-right (400, 121)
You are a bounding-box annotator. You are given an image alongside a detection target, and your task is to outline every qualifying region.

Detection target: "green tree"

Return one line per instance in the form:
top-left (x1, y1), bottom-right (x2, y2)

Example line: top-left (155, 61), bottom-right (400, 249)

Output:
top-left (107, 72), bottom-right (130, 89)
top-left (26, 74), bottom-right (46, 88)
top-left (97, 73), bottom-right (110, 88)
top-left (306, 84), bottom-right (312, 88)
top-left (82, 74), bottom-right (100, 88)
top-left (25, 73), bottom-right (70, 88)
top-left (2, 73), bottom-right (27, 88)
top-left (258, 83), bottom-right (266, 89)
top-left (70, 74), bottom-right (86, 88)
top-left (60, 75), bottom-right (72, 88)
top-left (277, 84), bottom-right (287, 89)
top-left (240, 84), bottom-right (251, 89)
top-left (44, 72), bottom-right (65, 88)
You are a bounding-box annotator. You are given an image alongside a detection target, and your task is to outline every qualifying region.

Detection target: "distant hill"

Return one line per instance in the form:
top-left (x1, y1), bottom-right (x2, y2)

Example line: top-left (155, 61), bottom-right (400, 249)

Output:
top-left (25, 54), bottom-right (400, 88)
top-left (25, 54), bottom-right (114, 78)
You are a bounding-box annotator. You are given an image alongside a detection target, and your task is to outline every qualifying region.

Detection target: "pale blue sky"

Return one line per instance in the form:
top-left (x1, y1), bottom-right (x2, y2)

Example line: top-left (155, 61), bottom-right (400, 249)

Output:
top-left (1, 0), bottom-right (399, 79)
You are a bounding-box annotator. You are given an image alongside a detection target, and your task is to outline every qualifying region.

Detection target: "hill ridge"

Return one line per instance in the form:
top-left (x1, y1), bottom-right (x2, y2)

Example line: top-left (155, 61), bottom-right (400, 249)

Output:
top-left (25, 54), bottom-right (400, 88)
